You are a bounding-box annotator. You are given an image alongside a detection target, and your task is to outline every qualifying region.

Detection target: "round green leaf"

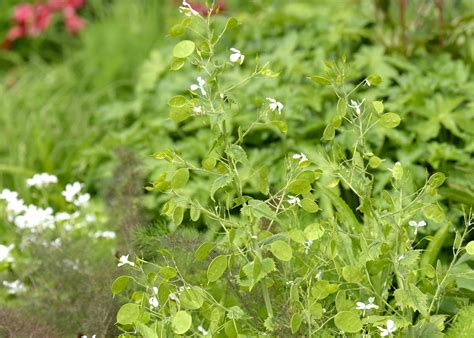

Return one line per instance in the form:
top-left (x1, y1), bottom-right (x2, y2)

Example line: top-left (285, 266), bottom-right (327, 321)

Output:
top-left (465, 241), bottom-right (474, 255)
top-left (168, 95), bottom-right (187, 107)
top-left (334, 311), bottom-right (362, 333)
top-left (380, 113), bottom-right (401, 128)
top-left (372, 101), bottom-right (384, 113)
top-left (117, 303), bottom-right (140, 325)
top-left (301, 198), bottom-right (320, 213)
top-left (172, 311), bottom-right (192, 334)
top-left (369, 156), bottom-right (382, 168)
top-left (180, 286), bottom-right (204, 310)
top-left (171, 168), bottom-right (190, 190)
top-left (428, 172), bottom-right (446, 188)
top-left (270, 240), bottom-right (293, 262)
top-left (304, 223), bottom-right (324, 241)
top-left (288, 179), bottom-right (311, 194)
top-left (367, 74), bottom-right (382, 85)
top-left (111, 276), bottom-right (129, 295)
top-left (207, 255), bottom-right (227, 282)
top-left (170, 57), bottom-right (185, 71)
top-left (159, 266), bottom-right (177, 280)
top-left (342, 266), bottom-right (363, 283)
top-left (169, 106), bottom-right (190, 122)
top-left (172, 40), bottom-right (195, 58)
top-left (423, 204), bottom-right (445, 223)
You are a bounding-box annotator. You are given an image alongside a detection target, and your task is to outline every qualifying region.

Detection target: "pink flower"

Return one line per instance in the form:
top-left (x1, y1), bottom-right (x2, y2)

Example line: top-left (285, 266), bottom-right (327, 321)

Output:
top-left (63, 7), bottom-right (86, 34)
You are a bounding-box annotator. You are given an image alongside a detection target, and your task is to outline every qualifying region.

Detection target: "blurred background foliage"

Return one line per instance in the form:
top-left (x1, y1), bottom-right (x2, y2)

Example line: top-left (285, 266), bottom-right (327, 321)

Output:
top-left (0, 0), bottom-right (473, 335)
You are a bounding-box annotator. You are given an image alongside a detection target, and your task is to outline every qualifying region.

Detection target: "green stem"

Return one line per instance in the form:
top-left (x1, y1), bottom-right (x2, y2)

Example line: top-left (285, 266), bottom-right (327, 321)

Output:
top-left (261, 281), bottom-right (274, 318)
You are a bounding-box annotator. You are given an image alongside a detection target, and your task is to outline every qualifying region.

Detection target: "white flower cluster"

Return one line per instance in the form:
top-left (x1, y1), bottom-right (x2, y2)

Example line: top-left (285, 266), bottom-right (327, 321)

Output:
top-left (0, 244), bottom-right (14, 263)
top-left (2, 280), bottom-right (26, 294)
top-left (93, 230), bottom-right (116, 239)
top-left (62, 182), bottom-right (90, 207)
top-left (178, 0), bottom-right (199, 17)
top-left (26, 173), bottom-right (58, 188)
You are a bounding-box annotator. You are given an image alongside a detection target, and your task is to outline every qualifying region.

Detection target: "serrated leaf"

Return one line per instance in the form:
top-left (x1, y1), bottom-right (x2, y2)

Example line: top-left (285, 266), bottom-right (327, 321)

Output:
top-left (173, 40), bottom-right (195, 58)
top-left (227, 144), bottom-right (248, 163)
top-left (210, 175), bottom-right (233, 201)
top-left (394, 284), bottom-right (428, 316)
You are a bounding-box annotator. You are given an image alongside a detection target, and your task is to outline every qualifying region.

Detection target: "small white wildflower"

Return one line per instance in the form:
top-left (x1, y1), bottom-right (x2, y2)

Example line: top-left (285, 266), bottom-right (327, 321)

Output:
top-left (409, 220), bottom-right (426, 235)
top-left (303, 240), bottom-right (313, 254)
top-left (190, 76), bottom-right (207, 96)
top-left (197, 325), bottom-right (209, 336)
top-left (266, 97), bottom-right (284, 114)
top-left (14, 205), bottom-right (55, 231)
top-left (0, 244), bottom-right (14, 263)
top-left (2, 280), bottom-right (26, 294)
top-left (94, 230), bottom-right (116, 239)
top-left (26, 173), bottom-right (58, 188)
top-left (62, 182), bottom-right (83, 202)
top-left (398, 254), bottom-right (404, 262)
top-left (287, 195), bottom-right (302, 207)
top-left (178, 0), bottom-right (199, 16)
top-left (192, 105), bottom-right (204, 115)
top-left (169, 293), bottom-right (179, 302)
top-left (316, 271), bottom-right (322, 280)
top-left (292, 152), bottom-right (308, 164)
top-left (74, 193), bottom-right (90, 207)
top-left (349, 98), bottom-right (366, 115)
top-left (377, 319), bottom-right (396, 337)
top-left (51, 238), bottom-right (62, 248)
top-left (286, 280), bottom-right (295, 286)
top-left (149, 296), bottom-right (159, 308)
top-left (117, 254), bottom-right (135, 267)
top-left (356, 297), bottom-right (379, 316)
top-left (229, 48), bottom-right (245, 64)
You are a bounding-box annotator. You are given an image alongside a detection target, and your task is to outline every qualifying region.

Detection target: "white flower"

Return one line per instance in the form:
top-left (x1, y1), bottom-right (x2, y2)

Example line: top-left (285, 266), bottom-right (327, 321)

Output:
top-left (286, 280), bottom-right (295, 286)
top-left (62, 182), bottom-right (83, 202)
top-left (14, 205), bottom-right (55, 231)
top-left (74, 193), bottom-right (90, 207)
top-left (0, 244), bottom-right (14, 263)
top-left (190, 76), bottom-right (207, 96)
top-left (0, 189), bottom-right (18, 202)
top-left (349, 98), bottom-right (366, 115)
top-left (316, 271), bottom-right (322, 280)
top-left (197, 325), bottom-right (209, 336)
top-left (292, 152), bottom-right (308, 164)
top-left (26, 173), bottom-right (58, 188)
top-left (117, 254), bottom-right (135, 267)
top-left (303, 240), bottom-right (313, 254)
top-left (94, 230), bottom-right (116, 239)
top-left (356, 297), bottom-right (379, 315)
top-left (178, 0), bottom-right (199, 16)
top-left (192, 105), bottom-right (204, 115)
top-left (266, 97), bottom-right (284, 114)
top-left (149, 296), bottom-right (159, 308)
top-left (288, 195), bottom-right (302, 207)
top-left (3, 280), bottom-right (26, 294)
top-left (229, 48), bottom-right (245, 64)
top-left (409, 220), bottom-right (426, 235)
top-left (378, 319), bottom-right (396, 337)
top-left (169, 293), bottom-right (180, 302)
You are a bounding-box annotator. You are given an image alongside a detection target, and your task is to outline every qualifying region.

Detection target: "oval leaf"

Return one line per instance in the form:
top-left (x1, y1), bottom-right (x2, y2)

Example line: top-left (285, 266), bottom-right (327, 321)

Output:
top-left (173, 40), bottom-right (195, 58)
top-left (207, 255), bottom-right (227, 282)
top-left (172, 311), bottom-right (192, 334)
top-left (380, 113), bottom-right (401, 128)
top-left (117, 303), bottom-right (140, 325)
top-left (270, 240), bottom-right (293, 262)
top-left (334, 311), bottom-right (362, 333)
